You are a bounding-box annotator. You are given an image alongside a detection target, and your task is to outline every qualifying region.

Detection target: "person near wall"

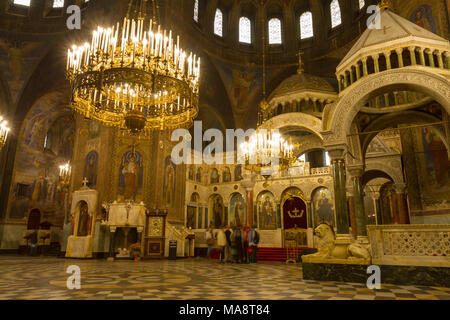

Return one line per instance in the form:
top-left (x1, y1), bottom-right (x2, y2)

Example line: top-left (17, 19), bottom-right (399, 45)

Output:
top-left (215, 226), bottom-right (227, 263)
top-left (242, 225), bottom-right (250, 263)
top-left (29, 230), bottom-right (38, 257)
top-left (224, 225), bottom-right (232, 263)
top-left (205, 226), bottom-right (214, 258)
top-left (230, 226), bottom-right (243, 263)
top-left (248, 226), bottom-right (260, 263)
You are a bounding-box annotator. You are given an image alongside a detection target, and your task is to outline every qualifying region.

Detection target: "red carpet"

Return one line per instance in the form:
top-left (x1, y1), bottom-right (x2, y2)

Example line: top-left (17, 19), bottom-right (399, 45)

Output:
top-left (256, 247), bottom-right (313, 262)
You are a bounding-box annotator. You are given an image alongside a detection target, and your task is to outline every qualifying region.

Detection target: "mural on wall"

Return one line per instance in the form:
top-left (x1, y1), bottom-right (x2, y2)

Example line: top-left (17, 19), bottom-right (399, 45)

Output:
top-left (119, 151), bottom-right (144, 201)
top-left (196, 167), bottom-right (202, 183)
top-left (163, 156), bottom-right (176, 207)
top-left (88, 120), bottom-right (101, 139)
top-left (257, 191), bottom-right (277, 230)
top-left (188, 165), bottom-right (194, 180)
top-left (211, 168), bottom-right (219, 184)
top-left (230, 193), bottom-right (246, 227)
top-left (187, 206), bottom-right (197, 229)
top-left (409, 5), bottom-right (437, 34)
top-left (234, 165), bottom-right (243, 181)
top-left (8, 98), bottom-right (75, 225)
top-left (223, 167), bottom-right (231, 182)
top-left (414, 128), bottom-right (450, 210)
top-left (209, 194), bottom-right (224, 228)
top-left (312, 187), bottom-right (335, 228)
top-left (83, 151), bottom-right (98, 188)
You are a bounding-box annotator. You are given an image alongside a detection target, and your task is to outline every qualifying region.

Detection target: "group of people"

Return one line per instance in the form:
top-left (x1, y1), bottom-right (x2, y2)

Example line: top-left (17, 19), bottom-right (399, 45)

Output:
top-left (205, 225), bottom-right (260, 264)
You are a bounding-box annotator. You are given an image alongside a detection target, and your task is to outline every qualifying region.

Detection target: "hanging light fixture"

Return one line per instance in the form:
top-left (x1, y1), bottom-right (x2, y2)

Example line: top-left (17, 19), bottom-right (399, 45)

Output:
top-left (66, 0), bottom-right (200, 134)
top-left (240, 1), bottom-right (295, 179)
top-left (59, 162), bottom-right (71, 186)
top-left (0, 115), bottom-right (10, 150)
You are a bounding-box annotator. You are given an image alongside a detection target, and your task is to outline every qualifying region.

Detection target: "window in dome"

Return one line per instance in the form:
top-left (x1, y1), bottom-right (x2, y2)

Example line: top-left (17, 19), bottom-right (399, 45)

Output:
top-left (239, 17), bottom-right (252, 44)
top-left (214, 9), bottom-right (223, 37)
top-left (268, 18), bottom-right (282, 44)
top-left (53, 0), bottom-right (64, 8)
top-left (193, 0), bottom-right (199, 22)
top-left (330, 0), bottom-right (342, 28)
top-left (13, 0), bottom-right (30, 6)
top-left (359, 0), bottom-right (365, 10)
top-left (300, 11), bottom-right (314, 39)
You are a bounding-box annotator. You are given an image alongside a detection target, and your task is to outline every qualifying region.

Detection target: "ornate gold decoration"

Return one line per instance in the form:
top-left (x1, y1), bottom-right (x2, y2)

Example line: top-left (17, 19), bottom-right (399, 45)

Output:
top-left (66, 0), bottom-right (200, 133)
top-left (148, 216), bottom-right (163, 237)
top-left (379, 0), bottom-right (390, 10)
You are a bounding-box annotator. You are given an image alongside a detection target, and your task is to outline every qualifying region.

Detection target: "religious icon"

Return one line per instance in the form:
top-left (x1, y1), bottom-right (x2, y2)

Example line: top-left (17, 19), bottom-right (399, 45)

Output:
top-left (230, 193), bottom-right (246, 227)
top-left (196, 168), bottom-right (202, 183)
top-left (422, 128), bottom-right (449, 186)
top-left (188, 166), bottom-right (194, 180)
top-left (234, 165), bottom-right (243, 181)
top-left (163, 156), bottom-right (176, 206)
top-left (119, 150), bottom-right (143, 201)
top-left (77, 201), bottom-right (89, 237)
top-left (83, 151), bottom-right (98, 187)
top-left (312, 188), bottom-right (335, 227)
top-left (212, 196), bottom-right (224, 228)
top-left (88, 120), bottom-right (101, 139)
top-left (211, 168), bottom-right (219, 184)
top-left (410, 5), bottom-right (437, 34)
top-left (187, 206), bottom-right (196, 229)
top-left (223, 167), bottom-right (231, 182)
top-left (258, 191), bottom-right (276, 230)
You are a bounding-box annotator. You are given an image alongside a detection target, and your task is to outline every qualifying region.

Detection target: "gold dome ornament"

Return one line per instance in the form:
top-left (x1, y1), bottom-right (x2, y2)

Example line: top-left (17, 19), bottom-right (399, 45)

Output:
top-left (66, 0), bottom-right (200, 134)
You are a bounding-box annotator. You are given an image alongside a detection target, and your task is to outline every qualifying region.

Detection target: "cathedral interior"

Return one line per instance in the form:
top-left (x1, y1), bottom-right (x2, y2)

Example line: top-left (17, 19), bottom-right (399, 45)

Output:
top-left (0, 0), bottom-right (449, 302)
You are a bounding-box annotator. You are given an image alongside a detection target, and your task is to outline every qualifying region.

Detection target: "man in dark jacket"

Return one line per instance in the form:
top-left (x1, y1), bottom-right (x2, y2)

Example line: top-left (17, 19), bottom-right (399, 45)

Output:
top-left (248, 226), bottom-right (259, 263)
top-left (224, 225), bottom-right (232, 263)
top-left (29, 230), bottom-right (38, 256)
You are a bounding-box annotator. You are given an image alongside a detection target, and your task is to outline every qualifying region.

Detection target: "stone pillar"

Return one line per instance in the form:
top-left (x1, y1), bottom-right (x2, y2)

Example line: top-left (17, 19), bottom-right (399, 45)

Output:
top-left (362, 57), bottom-right (368, 76)
top-left (349, 68), bottom-right (355, 84)
top-left (394, 184), bottom-right (410, 224)
top-left (349, 167), bottom-right (368, 242)
top-left (445, 52), bottom-right (450, 69)
top-left (347, 190), bottom-right (357, 239)
top-left (425, 49), bottom-right (435, 67)
top-left (338, 75), bottom-right (343, 92)
top-left (356, 62), bottom-right (361, 80)
top-left (384, 51), bottom-right (392, 70)
top-left (373, 54), bottom-right (380, 73)
top-left (306, 200), bottom-right (312, 228)
top-left (435, 50), bottom-right (444, 69)
top-left (108, 227), bottom-right (116, 261)
top-left (396, 48), bottom-right (404, 68)
top-left (246, 188), bottom-right (254, 227)
top-left (417, 47), bottom-right (426, 66)
top-left (408, 46), bottom-right (417, 65)
top-left (373, 192), bottom-right (381, 225)
top-left (343, 72), bottom-right (348, 88)
top-left (329, 149), bottom-right (351, 258)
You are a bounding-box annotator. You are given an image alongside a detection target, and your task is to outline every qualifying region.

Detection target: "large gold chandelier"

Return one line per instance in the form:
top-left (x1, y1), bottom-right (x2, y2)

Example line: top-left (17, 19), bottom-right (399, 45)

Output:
top-left (240, 1), bottom-right (295, 178)
top-left (66, 0), bottom-right (200, 133)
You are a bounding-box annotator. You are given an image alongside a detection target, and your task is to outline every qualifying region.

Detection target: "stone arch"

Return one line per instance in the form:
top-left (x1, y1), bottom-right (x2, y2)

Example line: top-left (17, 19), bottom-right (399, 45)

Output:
top-left (364, 162), bottom-right (404, 185)
top-left (324, 68), bottom-right (450, 145)
top-left (362, 170), bottom-right (394, 187)
top-left (260, 112), bottom-right (323, 139)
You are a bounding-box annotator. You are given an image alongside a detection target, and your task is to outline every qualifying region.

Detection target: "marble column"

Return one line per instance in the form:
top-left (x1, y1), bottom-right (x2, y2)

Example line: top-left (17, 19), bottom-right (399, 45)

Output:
top-left (362, 57), bottom-right (368, 76)
top-left (417, 47), bottom-right (426, 66)
top-left (329, 149), bottom-right (351, 258)
top-left (396, 48), bottom-right (404, 68)
top-left (394, 184), bottom-right (410, 224)
top-left (356, 62), bottom-right (361, 80)
top-left (246, 188), bottom-right (254, 227)
top-left (349, 168), bottom-right (368, 241)
top-left (425, 49), bottom-right (435, 67)
top-left (373, 54), bottom-right (380, 73)
top-left (408, 46), bottom-right (417, 65)
top-left (435, 50), bottom-right (444, 69)
top-left (445, 52), bottom-right (450, 69)
top-left (384, 51), bottom-right (392, 70)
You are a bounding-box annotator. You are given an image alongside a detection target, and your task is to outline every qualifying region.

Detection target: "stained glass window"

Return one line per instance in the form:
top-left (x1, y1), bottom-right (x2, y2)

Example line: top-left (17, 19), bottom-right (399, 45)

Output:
top-left (214, 9), bottom-right (223, 37)
top-left (239, 17), bottom-right (251, 44)
top-left (193, 0), bottom-right (199, 22)
top-left (53, 0), bottom-right (64, 8)
top-left (268, 18), bottom-right (282, 44)
top-left (300, 12), bottom-right (314, 39)
top-left (13, 0), bottom-right (30, 6)
top-left (330, 0), bottom-right (342, 28)
top-left (359, 0), bottom-right (365, 10)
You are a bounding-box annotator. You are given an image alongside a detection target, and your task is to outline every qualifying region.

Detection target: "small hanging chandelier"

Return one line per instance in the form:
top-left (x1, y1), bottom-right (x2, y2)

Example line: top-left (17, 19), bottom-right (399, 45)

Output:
top-left (240, 1), bottom-right (295, 179)
top-left (0, 115), bottom-right (10, 150)
top-left (59, 162), bottom-right (72, 186)
top-left (66, 0), bottom-right (200, 134)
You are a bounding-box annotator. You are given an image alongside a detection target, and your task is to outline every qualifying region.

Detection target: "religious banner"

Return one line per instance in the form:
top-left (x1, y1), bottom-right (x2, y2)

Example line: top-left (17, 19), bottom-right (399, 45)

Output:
top-left (283, 196), bottom-right (307, 229)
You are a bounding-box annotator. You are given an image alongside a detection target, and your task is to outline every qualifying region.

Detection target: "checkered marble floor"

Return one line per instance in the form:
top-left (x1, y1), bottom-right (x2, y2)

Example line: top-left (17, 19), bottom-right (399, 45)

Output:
top-left (0, 256), bottom-right (448, 300)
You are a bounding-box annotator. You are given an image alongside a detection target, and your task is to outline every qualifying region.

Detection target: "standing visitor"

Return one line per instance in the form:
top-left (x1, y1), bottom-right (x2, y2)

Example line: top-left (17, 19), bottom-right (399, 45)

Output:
top-left (231, 226), bottom-right (243, 263)
top-left (224, 225), bottom-right (232, 263)
top-left (248, 225), bottom-right (259, 263)
top-left (29, 230), bottom-right (38, 257)
top-left (242, 225), bottom-right (250, 263)
top-left (205, 226), bottom-right (214, 258)
top-left (215, 226), bottom-right (227, 263)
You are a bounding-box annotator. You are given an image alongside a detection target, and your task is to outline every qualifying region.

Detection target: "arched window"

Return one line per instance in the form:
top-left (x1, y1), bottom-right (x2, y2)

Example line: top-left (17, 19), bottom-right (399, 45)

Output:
top-left (214, 9), bottom-right (223, 37)
top-left (268, 18), bottom-right (282, 44)
top-left (13, 0), bottom-right (30, 5)
top-left (330, 0), bottom-right (342, 28)
top-left (193, 0), bottom-right (199, 22)
top-left (300, 11), bottom-right (314, 39)
top-left (239, 17), bottom-right (252, 44)
top-left (359, 0), bottom-right (365, 10)
top-left (53, 0), bottom-right (64, 8)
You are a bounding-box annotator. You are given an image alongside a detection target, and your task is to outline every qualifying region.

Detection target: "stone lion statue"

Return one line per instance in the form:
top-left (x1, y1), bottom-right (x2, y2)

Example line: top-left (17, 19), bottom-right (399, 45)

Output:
top-left (347, 243), bottom-right (371, 263)
top-left (304, 224), bottom-right (336, 259)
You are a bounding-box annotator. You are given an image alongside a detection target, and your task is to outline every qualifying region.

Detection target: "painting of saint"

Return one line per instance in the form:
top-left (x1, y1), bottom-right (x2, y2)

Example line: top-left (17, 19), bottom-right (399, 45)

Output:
top-left (188, 165), bottom-right (195, 180)
top-left (77, 201), bottom-right (89, 237)
top-left (422, 128), bottom-right (449, 186)
top-left (234, 165), bottom-right (243, 181)
top-left (163, 156), bottom-right (176, 206)
top-left (210, 195), bottom-right (224, 228)
top-left (119, 151), bottom-right (143, 201)
top-left (211, 168), bottom-right (219, 184)
top-left (83, 151), bottom-right (98, 187)
top-left (88, 120), bottom-right (101, 139)
top-left (410, 5), bottom-right (437, 34)
top-left (257, 191), bottom-right (277, 230)
top-left (312, 188), bottom-right (335, 227)
top-left (230, 193), bottom-right (246, 227)
top-left (187, 206), bottom-right (197, 229)
top-left (223, 167), bottom-right (231, 182)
